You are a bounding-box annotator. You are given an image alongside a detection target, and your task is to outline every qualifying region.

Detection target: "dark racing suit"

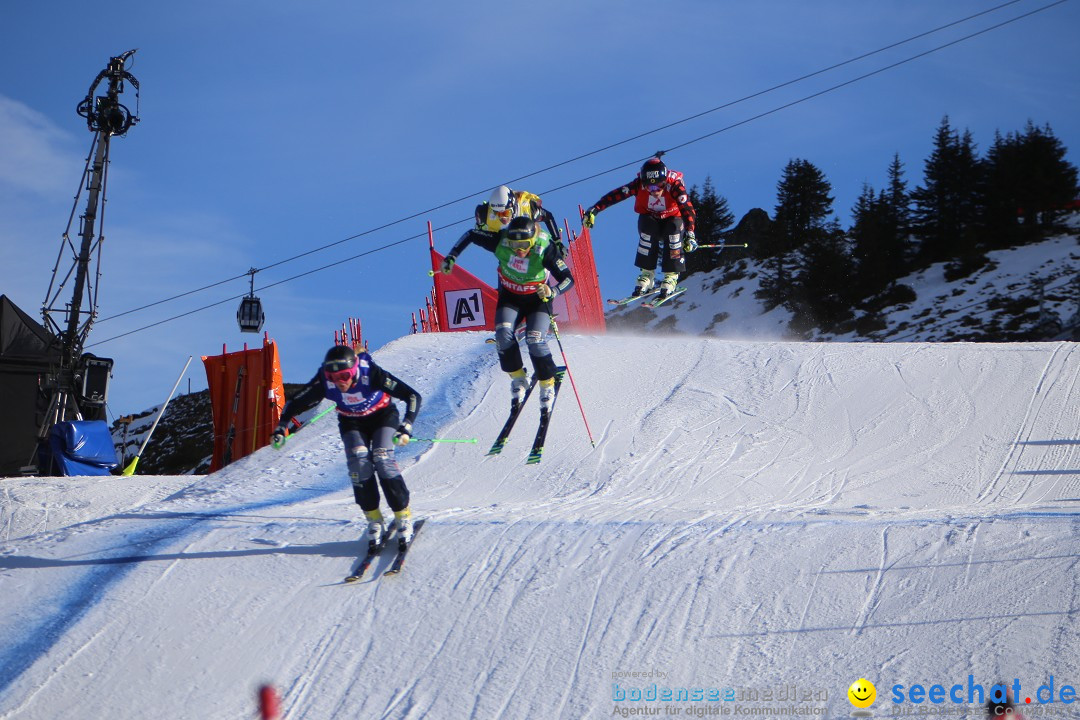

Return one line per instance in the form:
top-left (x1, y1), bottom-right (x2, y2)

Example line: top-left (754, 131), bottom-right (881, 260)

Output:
top-left (279, 352), bottom-right (421, 513)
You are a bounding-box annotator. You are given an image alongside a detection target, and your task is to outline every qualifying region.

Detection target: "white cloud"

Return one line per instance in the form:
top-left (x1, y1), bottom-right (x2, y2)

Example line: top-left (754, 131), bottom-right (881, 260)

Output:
top-left (0, 95), bottom-right (80, 196)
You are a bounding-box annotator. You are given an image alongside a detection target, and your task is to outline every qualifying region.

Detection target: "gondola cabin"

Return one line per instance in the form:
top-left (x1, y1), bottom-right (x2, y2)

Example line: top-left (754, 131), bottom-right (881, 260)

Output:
top-left (237, 295), bottom-right (265, 333)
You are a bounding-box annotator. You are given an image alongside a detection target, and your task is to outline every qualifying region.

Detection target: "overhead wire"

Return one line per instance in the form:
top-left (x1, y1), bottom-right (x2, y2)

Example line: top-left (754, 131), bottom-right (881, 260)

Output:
top-left (88, 220), bottom-right (461, 346)
top-left (88, 0), bottom-right (1071, 345)
top-left (95, 0), bottom-right (1042, 327)
top-left (663, 0), bottom-right (1072, 156)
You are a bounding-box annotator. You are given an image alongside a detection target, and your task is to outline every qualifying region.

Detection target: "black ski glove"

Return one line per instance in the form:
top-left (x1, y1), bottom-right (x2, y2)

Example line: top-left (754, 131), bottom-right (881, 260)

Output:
top-left (393, 422), bottom-right (413, 446)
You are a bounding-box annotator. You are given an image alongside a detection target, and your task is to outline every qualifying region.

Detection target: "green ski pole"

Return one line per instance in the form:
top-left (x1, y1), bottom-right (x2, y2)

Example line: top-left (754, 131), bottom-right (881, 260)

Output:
top-left (308, 404), bottom-right (337, 424)
top-left (410, 437), bottom-right (479, 444)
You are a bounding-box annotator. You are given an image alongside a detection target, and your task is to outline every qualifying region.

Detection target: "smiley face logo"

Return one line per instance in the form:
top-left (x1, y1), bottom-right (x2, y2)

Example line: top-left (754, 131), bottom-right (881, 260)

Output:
top-left (848, 679), bottom-right (877, 708)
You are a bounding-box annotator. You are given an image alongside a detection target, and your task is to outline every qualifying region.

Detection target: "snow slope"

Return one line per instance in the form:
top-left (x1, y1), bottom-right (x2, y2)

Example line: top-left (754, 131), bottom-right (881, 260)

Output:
top-left (1, 332), bottom-right (1078, 719)
top-left (607, 231), bottom-right (1080, 343)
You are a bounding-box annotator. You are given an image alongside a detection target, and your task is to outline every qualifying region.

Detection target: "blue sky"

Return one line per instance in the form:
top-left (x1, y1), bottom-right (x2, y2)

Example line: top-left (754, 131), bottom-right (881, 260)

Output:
top-left (2, 0), bottom-right (1078, 415)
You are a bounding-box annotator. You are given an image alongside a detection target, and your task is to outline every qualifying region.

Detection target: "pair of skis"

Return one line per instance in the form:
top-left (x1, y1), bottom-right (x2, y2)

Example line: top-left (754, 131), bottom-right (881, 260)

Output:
top-left (607, 286), bottom-right (687, 308)
top-left (486, 368), bottom-right (564, 464)
top-left (343, 518), bottom-right (425, 583)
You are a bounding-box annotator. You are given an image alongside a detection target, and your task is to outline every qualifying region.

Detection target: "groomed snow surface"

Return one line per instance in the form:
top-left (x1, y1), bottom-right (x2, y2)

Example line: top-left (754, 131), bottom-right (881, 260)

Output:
top-left (2, 333), bottom-right (1078, 719)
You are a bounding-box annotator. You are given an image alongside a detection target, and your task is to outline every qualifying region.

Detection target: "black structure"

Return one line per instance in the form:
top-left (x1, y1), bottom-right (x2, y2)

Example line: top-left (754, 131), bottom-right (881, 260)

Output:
top-left (0, 296), bottom-right (62, 475)
top-left (1, 51), bottom-right (140, 476)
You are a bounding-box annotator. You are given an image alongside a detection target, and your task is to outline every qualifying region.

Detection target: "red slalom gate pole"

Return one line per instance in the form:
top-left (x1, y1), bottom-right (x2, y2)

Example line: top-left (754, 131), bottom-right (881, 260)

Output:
top-left (259, 684), bottom-right (280, 719)
top-left (549, 316), bottom-right (596, 448)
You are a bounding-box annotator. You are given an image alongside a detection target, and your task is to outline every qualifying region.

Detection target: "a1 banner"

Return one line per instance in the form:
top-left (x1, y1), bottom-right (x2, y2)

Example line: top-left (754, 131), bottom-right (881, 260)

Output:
top-left (430, 248), bottom-right (498, 332)
top-left (444, 287), bottom-right (488, 329)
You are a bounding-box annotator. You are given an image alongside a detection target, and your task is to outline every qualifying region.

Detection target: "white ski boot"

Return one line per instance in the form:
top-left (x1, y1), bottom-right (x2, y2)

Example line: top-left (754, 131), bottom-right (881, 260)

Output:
top-left (394, 508), bottom-right (414, 548)
top-left (538, 379), bottom-right (556, 412)
top-left (658, 272), bottom-right (679, 300)
top-left (364, 510), bottom-right (386, 551)
top-left (630, 269), bottom-right (655, 297)
top-left (510, 371), bottom-right (529, 405)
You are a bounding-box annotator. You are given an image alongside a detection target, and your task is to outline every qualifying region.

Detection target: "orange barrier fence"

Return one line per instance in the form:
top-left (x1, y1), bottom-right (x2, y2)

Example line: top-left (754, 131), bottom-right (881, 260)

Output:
top-left (202, 333), bottom-right (284, 471)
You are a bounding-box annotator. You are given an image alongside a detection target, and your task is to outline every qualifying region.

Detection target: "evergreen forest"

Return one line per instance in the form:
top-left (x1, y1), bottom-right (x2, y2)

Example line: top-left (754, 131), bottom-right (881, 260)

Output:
top-left (683, 116), bottom-right (1079, 337)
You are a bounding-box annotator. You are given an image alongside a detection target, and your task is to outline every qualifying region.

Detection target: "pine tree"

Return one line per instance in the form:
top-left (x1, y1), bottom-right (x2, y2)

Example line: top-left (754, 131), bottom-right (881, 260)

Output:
top-left (910, 117), bottom-right (985, 265)
top-left (982, 130), bottom-right (1025, 249)
top-left (791, 220), bottom-right (855, 334)
top-left (758, 159), bottom-right (849, 323)
top-left (772, 159), bottom-right (833, 248)
top-left (849, 155), bottom-right (911, 300)
top-left (982, 121), bottom-right (1079, 248)
top-left (884, 153), bottom-right (912, 257)
top-left (685, 175), bottom-right (736, 277)
top-left (849, 184), bottom-right (890, 299)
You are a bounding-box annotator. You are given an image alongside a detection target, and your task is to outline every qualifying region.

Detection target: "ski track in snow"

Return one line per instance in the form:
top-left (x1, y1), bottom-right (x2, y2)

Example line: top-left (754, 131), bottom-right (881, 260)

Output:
top-left (981, 343), bottom-right (1080, 506)
top-left (1, 334), bottom-right (1079, 719)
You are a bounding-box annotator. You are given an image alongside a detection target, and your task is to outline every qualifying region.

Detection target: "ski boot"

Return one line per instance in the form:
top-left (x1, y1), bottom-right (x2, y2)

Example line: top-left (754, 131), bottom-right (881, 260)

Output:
top-left (394, 508), bottom-right (414, 549)
top-left (509, 369), bottom-right (529, 406)
top-left (630, 269), bottom-right (655, 297)
top-left (658, 272), bottom-right (679, 300)
top-left (538, 377), bottom-right (557, 412)
top-left (364, 509), bottom-right (386, 552)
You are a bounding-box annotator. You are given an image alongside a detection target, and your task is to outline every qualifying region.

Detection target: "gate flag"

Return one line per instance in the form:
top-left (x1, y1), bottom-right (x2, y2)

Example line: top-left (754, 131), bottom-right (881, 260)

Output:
top-left (429, 246), bottom-right (498, 332)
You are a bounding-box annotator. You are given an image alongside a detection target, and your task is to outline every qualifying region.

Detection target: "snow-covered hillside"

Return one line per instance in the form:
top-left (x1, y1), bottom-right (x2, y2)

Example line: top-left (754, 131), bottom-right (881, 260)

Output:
top-left (2, 333), bottom-right (1078, 719)
top-left (608, 230), bottom-right (1080, 343)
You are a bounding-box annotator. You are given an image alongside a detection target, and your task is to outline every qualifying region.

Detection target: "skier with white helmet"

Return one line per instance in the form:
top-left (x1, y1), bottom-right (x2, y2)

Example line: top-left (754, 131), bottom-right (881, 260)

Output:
top-left (441, 185), bottom-right (565, 277)
top-left (479, 185), bottom-right (561, 238)
top-left (270, 345), bottom-right (421, 552)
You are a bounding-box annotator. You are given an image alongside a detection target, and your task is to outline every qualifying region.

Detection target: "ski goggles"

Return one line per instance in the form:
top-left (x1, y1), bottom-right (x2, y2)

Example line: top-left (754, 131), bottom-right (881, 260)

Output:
top-left (491, 195), bottom-right (516, 219)
top-left (324, 367), bottom-right (357, 383)
top-left (642, 173), bottom-right (665, 192)
top-left (507, 237), bottom-right (535, 253)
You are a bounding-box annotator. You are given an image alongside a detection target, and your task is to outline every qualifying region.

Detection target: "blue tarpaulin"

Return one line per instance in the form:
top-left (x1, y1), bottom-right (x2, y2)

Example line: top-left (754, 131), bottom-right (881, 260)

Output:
top-left (47, 420), bottom-right (119, 476)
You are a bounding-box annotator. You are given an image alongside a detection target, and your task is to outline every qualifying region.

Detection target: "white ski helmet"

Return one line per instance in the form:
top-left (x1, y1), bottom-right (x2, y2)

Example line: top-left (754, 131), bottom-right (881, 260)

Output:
top-left (489, 185), bottom-right (517, 216)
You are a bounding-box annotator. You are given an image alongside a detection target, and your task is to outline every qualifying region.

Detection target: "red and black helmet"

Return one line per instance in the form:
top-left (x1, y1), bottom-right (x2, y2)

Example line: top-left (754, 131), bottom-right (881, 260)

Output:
top-left (639, 157), bottom-right (668, 189)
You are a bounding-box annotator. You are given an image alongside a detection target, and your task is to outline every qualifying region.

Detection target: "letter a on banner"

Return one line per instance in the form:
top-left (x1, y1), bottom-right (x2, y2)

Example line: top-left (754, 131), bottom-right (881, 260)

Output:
top-left (448, 289), bottom-right (485, 328)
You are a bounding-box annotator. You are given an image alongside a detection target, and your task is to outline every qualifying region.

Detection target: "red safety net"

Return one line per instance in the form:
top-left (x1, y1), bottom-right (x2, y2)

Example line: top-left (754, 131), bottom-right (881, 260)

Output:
top-left (551, 219), bottom-right (606, 332)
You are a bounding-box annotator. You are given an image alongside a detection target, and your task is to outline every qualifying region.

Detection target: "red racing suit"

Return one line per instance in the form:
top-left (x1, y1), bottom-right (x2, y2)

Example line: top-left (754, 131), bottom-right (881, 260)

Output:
top-left (590, 171), bottom-right (697, 233)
